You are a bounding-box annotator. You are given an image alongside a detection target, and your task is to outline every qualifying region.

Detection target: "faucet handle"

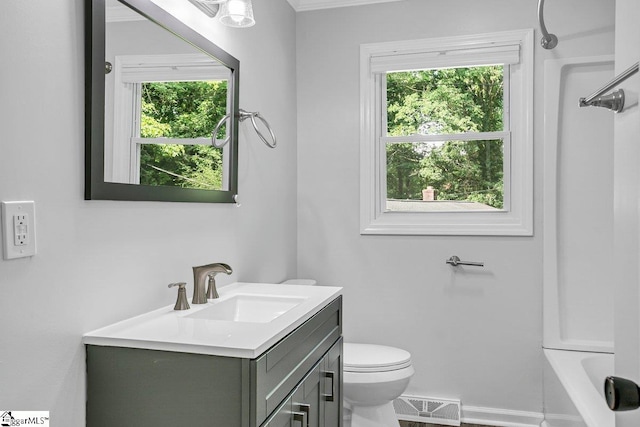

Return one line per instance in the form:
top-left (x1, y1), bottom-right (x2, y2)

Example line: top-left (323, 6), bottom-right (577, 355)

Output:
top-left (168, 282), bottom-right (190, 311)
top-left (206, 274), bottom-right (222, 299)
top-left (206, 264), bottom-right (233, 299)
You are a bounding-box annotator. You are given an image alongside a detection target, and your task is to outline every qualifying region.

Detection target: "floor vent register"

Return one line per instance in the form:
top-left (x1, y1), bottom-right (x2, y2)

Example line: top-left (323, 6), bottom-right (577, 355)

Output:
top-left (393, 395), bottom-right (461, 426)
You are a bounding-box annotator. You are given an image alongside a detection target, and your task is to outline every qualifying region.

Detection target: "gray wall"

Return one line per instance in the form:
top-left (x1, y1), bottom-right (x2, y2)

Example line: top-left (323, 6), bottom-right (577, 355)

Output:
top-left (296, 0), bottom-right (615, 417)
top-left (0, 0), bottom-right (297, 424)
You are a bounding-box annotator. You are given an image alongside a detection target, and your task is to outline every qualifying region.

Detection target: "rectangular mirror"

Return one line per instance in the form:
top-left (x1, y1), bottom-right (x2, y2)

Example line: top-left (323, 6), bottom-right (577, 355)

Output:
top-left (85, 0), bottom-right (239, 202)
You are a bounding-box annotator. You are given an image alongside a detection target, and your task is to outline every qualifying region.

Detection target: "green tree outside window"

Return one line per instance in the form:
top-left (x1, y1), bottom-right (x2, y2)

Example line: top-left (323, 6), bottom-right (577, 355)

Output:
top-left (386, 66), bottom-right (504, 209)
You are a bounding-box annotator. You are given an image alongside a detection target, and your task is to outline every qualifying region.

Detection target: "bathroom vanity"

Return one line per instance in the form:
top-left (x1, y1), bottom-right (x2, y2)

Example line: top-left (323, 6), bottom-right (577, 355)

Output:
top-left (84, 283), bottom-right (343, 427)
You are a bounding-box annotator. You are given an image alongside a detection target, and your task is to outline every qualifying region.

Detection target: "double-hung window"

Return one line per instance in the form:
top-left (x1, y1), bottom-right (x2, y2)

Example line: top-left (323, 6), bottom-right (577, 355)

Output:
top-left (360, 30), bottom-right (533, 235)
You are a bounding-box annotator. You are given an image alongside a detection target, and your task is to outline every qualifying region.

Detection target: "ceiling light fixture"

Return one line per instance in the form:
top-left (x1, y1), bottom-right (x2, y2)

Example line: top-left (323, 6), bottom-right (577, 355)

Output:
top-left (191, 0), bottom-right (255, 28)
top-left (219, 0), bottom-right (255, 28)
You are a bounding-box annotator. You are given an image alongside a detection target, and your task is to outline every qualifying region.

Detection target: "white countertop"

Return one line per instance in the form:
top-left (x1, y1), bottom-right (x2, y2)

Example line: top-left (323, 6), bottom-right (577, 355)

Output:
top-left (83, 282), bottom-right (342, 359)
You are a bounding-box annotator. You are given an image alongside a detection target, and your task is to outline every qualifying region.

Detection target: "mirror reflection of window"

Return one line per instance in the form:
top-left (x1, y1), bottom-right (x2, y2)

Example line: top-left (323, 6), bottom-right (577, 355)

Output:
top-left (138, 80), bottom-right (227, 190)
top-left (105, 0), bottom-right (230, 190)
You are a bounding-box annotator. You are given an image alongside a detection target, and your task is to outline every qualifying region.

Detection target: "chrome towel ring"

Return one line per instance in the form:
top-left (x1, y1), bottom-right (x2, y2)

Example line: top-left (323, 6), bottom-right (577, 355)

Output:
top-left (212, 114), bottom-right (232, 148)
top-left (212, 109), bottom-right (277, 149)
top-left (239, 109), bottom-right (277, 148)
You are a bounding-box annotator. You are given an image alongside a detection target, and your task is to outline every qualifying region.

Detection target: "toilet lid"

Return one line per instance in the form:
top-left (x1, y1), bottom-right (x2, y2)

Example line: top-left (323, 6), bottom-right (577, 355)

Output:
top-left (343, 343), bottom-right (412, 372)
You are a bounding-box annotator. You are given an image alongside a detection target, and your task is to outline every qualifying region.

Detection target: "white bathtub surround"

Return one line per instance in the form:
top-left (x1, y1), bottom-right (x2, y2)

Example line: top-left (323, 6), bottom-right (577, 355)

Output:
top-left (542, 55), bottom-right (616, 354)
top-left (543, 349), bottom-right (614, 427)
top-left (542, 54), bottom-right (617, 427)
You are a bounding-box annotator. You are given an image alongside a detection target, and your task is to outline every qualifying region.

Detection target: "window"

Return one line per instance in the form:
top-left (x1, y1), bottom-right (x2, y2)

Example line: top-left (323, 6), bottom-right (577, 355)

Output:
top-left (360, 30), bottom-right (533, 235)
top-left (107, 54), bottom-right (231, 190)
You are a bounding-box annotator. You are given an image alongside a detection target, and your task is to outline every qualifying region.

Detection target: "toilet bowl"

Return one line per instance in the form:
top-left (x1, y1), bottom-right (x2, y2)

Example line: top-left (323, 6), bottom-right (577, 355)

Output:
top-left (280, 279), bottom-right (414, 427)
top-left (343, 343), bottom-right (414, 427)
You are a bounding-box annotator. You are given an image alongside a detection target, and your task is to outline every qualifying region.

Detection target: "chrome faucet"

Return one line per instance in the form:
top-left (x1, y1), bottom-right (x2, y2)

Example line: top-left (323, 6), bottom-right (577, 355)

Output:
top-left (192, 263), bottom-right (232, 304)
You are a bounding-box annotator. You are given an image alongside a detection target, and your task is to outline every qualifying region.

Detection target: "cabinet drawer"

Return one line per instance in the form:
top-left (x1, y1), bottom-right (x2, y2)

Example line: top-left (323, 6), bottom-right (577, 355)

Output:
top-left (253, 296), bottom-right (342, 426)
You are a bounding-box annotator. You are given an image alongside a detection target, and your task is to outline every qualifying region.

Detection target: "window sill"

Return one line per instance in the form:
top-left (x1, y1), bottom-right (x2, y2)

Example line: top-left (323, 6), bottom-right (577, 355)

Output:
top-left (360, 210), bottom-right (533, 236)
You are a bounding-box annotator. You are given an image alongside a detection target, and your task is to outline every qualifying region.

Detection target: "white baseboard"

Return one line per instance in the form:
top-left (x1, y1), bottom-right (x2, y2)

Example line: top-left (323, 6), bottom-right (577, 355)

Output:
top-left (461, 405), bottom-right (544, 427)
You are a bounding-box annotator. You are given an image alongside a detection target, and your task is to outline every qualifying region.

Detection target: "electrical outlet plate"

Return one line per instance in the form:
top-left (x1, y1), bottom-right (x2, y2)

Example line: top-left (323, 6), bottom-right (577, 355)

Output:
top-left (1, 201), bottom-right (36, 260)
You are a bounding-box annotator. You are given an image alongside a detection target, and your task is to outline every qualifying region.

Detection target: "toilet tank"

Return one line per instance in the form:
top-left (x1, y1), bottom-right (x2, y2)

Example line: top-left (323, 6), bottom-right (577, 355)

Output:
top-left (281, 279), bottom-right (317, 286)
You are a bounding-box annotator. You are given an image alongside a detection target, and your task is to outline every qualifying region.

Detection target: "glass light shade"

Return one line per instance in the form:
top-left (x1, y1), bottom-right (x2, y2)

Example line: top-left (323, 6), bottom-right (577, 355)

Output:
top-left (219, 0), bottom-right (255, 28)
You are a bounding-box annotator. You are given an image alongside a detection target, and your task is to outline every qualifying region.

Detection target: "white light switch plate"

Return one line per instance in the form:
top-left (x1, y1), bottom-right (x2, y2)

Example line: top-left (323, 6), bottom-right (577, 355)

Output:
top-left (2, 201), bottom-right (36, 260)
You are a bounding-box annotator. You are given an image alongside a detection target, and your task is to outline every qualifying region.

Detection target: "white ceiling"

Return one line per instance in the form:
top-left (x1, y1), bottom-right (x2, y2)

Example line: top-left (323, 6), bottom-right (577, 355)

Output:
top-left (287, 0), bottom-right (405, 12)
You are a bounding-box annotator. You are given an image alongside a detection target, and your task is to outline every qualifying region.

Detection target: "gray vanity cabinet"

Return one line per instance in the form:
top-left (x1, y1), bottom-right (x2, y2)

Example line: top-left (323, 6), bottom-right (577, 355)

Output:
top-left (86, 296), bottom-right (342, 427)
top-left (264, 337), bottom-right (342, 427)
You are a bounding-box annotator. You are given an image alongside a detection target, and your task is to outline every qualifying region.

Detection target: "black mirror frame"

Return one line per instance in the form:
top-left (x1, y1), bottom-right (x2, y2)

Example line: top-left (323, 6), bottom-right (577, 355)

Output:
top-left (85, 0), bottom-right (240, 203)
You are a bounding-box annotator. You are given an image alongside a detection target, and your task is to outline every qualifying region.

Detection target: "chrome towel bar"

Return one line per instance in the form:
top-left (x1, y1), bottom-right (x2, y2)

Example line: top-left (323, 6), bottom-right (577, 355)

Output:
top-left (446, 256), bottom-right (484, 267)
top-left (579, 62), bottom-right (639, 113)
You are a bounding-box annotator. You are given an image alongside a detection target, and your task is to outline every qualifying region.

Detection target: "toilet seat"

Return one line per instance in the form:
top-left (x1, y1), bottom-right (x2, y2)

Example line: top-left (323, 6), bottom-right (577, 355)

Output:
top-left (344, 343), bottom-right (412, 373)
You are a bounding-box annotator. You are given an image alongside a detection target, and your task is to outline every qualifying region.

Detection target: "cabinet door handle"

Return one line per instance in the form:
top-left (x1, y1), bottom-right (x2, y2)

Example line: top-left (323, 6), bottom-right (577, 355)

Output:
top-left (322, 371), bottom-right (335, 402)
top-left (294, 403), bottom-right (310, 427)
top-left (293, 410), bottom-right (307, 427)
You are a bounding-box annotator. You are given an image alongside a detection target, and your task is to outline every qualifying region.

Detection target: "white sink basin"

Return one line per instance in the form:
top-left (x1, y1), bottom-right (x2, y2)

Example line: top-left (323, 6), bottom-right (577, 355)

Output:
top-left (82, 282), bottom-right (342, 358)
top-left (186, 294), bottom-right (306, 323)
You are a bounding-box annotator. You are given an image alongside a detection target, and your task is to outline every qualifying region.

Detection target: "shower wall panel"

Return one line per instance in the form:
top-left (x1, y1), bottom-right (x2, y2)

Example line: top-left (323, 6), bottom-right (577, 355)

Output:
top-left (543, 56), bottom-right (615, 353)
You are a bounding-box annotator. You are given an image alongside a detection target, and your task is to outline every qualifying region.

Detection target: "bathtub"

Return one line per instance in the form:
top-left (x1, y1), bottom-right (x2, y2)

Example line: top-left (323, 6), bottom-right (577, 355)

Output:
top-left (543, 349), bottom-right (614, 427)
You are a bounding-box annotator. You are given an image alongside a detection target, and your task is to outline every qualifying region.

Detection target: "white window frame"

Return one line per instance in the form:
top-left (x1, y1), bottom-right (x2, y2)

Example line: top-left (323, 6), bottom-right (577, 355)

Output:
top-left (107, 53), bottom-right (231, 186)
top-left (360, 29), bottom-right (534, 236)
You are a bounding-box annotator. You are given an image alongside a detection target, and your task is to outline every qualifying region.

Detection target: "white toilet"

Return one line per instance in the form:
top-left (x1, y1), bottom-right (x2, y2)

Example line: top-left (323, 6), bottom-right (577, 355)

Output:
top-left (343, 343), bottom-right (414, 427)
top-left (281, 279), bottom-right (414, 427)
